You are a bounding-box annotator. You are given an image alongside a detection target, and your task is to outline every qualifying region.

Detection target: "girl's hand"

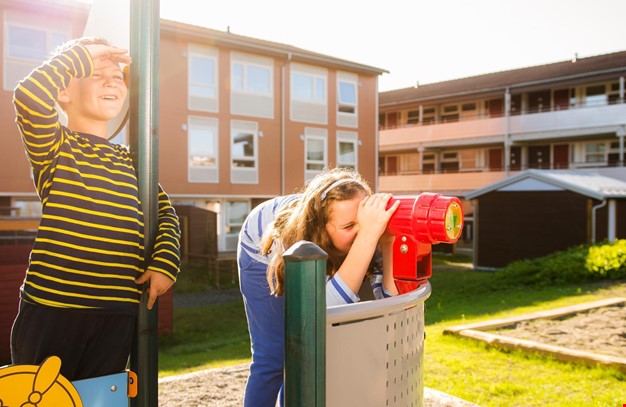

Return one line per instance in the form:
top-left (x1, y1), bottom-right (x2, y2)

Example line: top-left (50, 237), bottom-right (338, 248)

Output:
top-left (357, 193), bottom-right (399, 241)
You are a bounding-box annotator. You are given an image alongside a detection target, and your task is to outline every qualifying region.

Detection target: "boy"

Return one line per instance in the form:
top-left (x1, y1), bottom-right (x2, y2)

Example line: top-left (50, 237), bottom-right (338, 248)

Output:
top-left (10, 38), bottom-right (181, 381)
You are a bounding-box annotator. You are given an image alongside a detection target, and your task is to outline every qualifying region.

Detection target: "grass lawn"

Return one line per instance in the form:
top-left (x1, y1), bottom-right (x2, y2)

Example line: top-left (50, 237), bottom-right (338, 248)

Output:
top-left (159, 253), bottom-right (626, 406)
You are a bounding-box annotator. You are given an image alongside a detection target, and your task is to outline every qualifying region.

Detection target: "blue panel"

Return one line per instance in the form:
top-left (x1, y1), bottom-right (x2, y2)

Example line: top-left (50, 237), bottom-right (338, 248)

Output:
top-left (72, 372), bottom-right (129, 406)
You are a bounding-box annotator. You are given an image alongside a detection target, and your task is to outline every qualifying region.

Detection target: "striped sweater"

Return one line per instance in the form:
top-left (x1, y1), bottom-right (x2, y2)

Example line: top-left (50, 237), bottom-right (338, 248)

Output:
top-left (13, 44), bottom-right (181, 313)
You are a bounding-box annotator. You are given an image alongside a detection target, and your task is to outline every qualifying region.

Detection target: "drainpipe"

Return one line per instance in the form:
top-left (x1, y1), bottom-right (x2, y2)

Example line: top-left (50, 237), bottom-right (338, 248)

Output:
top-left (281, 53), bottom-right (292, 195)
top-left (504, 87), bottom-right (511, 175)
top-left (375, 76), bottom-right (380, 192)
top-left (591, 199), bottom-right (607, 243)
top-left (617, 125), bottom-right (625, 168)
top-left (470, 199), bottom-right (478, 270)
top-left (608, 199), bottom-right (617, 243)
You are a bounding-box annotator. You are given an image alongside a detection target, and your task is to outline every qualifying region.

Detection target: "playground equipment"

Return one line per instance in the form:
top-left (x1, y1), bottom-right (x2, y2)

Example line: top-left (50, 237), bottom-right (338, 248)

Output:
top-left (0, 0), bottom-right (158, 405)
top-left (386, 194), bottom-right (463, 293)
top-left (285, 193), bottom-right (463, 407)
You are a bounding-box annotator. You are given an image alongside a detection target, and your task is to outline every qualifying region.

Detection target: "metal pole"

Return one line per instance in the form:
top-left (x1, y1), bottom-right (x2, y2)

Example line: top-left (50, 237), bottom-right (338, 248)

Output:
top-left (129, 0), bottom-right (160, 406)
top-left (283, 241), bottom-right (327, 407)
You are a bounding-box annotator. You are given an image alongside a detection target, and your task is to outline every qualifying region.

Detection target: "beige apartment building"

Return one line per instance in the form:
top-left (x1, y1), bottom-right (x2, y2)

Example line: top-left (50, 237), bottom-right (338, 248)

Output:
top-left (378, 51), bottom-right (626, 200)
top-left (0, 0), bottom-right (385, 252)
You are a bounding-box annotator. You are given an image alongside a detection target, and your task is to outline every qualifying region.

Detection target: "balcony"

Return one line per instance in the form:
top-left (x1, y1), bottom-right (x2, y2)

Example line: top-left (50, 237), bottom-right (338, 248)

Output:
top-left (379, 165), bottom-right (626, 197)
top-left (379, 170), bottom-right (511, 196)
top-left (380, 102), bottom-right (626, 151)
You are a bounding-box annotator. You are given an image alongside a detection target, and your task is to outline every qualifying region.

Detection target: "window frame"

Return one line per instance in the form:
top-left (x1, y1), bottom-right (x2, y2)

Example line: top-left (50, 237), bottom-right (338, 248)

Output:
top-left (187, 45), bottom-right (218, 112)
top-left (337, 75), bottom-right (358, 116)
top-left (187, 116), bottom-right (219, 183)
top-left (230, 120), bottom-right (259, 184)
top-left (336, 131), bottom-right (358, 171)
top-left (3, 17), bottom-right (71, 91)
top-left (231, 59), bottom-right (272, 96)
top-left (291, 71), bottom-right (327, 104)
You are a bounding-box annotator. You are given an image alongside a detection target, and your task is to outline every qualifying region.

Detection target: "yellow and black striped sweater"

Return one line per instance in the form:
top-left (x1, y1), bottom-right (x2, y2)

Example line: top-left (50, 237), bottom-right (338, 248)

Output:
top-left (13, 44), bottom-right (181, 314)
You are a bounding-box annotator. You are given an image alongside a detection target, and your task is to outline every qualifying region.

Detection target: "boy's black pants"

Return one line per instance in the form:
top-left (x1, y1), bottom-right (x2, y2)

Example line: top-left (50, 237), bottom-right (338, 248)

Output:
top-left (10, 300), bottom-right (136, 381)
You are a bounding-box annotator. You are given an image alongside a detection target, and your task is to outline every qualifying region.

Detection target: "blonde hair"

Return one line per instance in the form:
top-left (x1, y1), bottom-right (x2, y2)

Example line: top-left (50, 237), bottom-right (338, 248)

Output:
top-left (53, 37), bottom-right (129, 113)
top-left (262, 168), bottom-right (372, 296)
top-left (52, 37), bottom-right (111, 57)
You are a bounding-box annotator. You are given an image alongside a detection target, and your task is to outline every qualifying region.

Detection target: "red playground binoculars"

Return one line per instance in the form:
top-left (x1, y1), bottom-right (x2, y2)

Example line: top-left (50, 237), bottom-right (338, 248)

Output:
top-left (385, 193), bottom-right (464, 294)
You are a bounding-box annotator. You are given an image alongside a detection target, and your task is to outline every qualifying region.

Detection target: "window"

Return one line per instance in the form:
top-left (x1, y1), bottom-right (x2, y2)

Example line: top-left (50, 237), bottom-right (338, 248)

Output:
top-left (188, 45), bottom-right (218, 112)
top-left (609, 82), bottom-right (622, 105)
top-left (225, 201), bottom-right (249, 235)
top-left (304, 128), bottom-right (328, 180)
top-left (290, 65), bottom-right (328, 124)
top-left (231, 53), bottom-right (273, 118)
top-left (13, 199), bottom-right (41, 218)
top-left (231, 62), bottom-right (271, 95)
top-left (306, 136), bottom-right (326, 171)
top-left (608, 141), bottom-right (624, 166)
top-left (584, 143), bottom-right (606, 163)
top-left (461, 102), bottom-right (477, 119)
top-left (407, 110), bottom-right (420, 125)
top-left (422, 107), bottom-right (436, 125)
top-left (440, 105), bottom-right (459, 122)
top-left (337, 131), bottom-right (358, 171)
top-left (510, 94), bottom-right (522, 115)
top-left (232, 132), bottom-right (255, 168)
top-left (422, 152), bottom-right (436, 174)
top-left (188, 116), bottom-right (218, 183)
top-left (4, 16), bottom-right (70, 90)
top-left (292, 72), bottom-right (326, 103)
top-left (441, 152), bottom-right (460, 173)
top-left (336, 72), bottom-right (358, 127)
top-left (585, 85), bottom-right (607, 107)
top-left (231, 120), bottom-right (258, 184)
top-left (337, 77), bottom-right (357, 114)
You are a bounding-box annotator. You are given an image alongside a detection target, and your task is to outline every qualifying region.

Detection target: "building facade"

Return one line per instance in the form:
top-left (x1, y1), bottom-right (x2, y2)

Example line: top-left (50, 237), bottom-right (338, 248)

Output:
top-left (0, 0), bottom-right (386, 252)
top-left (378, 51), bottom-right (626, 201)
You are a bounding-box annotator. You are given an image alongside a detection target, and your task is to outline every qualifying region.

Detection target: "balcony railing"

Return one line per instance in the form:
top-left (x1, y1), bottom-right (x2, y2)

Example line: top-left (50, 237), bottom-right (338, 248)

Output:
top-left (379, 160), bottom-right (625, 177)
top-left (380, 98), bottom-right (626, 131)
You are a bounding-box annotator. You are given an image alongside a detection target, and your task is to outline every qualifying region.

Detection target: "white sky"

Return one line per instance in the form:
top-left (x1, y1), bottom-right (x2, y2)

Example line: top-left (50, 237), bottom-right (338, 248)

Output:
top-left (86, 0), bottom-right (626, 92)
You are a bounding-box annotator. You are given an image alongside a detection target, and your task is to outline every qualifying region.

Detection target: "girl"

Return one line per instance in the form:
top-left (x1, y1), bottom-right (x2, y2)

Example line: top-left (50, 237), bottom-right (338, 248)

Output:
top-left (237, 168), bottom-right (400, 407)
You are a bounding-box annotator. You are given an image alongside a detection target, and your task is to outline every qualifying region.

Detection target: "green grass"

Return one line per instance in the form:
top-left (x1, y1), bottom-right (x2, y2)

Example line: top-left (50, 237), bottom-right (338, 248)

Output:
top-left (158, 301), bottom-right (250, 377)
top-left (159, 253), bottom-right (626, 405)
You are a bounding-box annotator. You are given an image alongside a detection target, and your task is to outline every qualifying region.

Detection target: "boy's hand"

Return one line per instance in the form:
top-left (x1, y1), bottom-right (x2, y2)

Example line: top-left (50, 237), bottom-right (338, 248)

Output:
top-left (84, 43), bottom-right (132, 66)
top-left (135, 269), bottom-right (174, 310)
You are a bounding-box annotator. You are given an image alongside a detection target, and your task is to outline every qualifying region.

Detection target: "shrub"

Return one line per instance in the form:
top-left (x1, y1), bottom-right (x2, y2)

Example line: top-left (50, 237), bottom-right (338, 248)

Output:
top-left (496, 239), bottom-right (626, 286)
top-left (585, 239), bottom-right (626, 279)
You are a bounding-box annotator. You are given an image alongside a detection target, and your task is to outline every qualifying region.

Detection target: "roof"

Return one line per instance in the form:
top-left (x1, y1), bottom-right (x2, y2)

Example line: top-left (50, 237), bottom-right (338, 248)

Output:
top-left (160, 19), bottom-right (388, 76)
top-left (465, 169), bottom-right (626, 201)
top-left (380, 50), bottom-right (626, 107)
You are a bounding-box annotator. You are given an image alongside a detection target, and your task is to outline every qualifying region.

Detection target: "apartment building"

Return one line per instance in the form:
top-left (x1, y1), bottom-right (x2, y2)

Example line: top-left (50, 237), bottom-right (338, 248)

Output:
top-left (378, 51), bottom-right (626, 200)
top-left (0, 0), bottom-right (386, 252)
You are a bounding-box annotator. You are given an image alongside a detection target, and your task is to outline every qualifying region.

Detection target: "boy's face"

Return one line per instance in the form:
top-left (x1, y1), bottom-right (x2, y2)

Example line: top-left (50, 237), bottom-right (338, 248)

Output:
top-left (61, 59), bottom-right (127, 126)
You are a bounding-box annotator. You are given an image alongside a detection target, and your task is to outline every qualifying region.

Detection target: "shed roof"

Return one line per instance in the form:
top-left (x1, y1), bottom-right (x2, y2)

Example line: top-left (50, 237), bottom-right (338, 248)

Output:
top-left (465, 169), bottom-right (626, 201)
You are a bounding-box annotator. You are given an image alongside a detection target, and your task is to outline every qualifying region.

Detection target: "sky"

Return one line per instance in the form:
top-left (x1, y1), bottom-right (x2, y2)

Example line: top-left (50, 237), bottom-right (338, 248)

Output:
top-left (86, 0), bottom-right (626, 92)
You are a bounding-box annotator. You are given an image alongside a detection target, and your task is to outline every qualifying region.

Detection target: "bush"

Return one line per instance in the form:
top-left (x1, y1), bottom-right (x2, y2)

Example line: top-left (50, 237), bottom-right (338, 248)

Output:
top-left (586, 239), bottom-right (626, 279)
top-left (496, 239), bottom-right (626, 286)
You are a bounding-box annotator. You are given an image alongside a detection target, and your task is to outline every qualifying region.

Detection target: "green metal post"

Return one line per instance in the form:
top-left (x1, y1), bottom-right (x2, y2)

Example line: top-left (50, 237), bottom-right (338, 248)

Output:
top-left (129, 0), bottom-right (160, 406)
top-left (283, 241), bottom-right (327, 407)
